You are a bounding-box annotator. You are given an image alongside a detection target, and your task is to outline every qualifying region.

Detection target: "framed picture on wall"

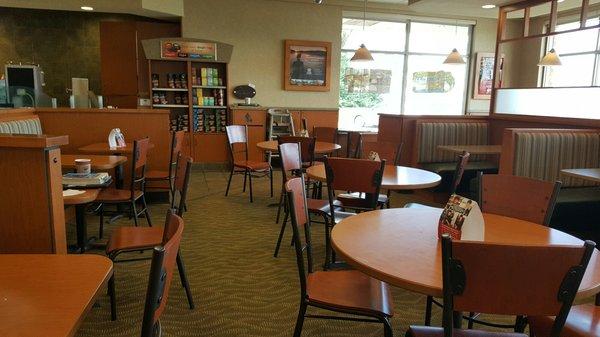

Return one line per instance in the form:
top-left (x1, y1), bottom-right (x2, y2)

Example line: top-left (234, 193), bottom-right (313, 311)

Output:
top-left (284, 40), bottom-right (332, 92)
top-left (473, 52), bottom-right (503, 100)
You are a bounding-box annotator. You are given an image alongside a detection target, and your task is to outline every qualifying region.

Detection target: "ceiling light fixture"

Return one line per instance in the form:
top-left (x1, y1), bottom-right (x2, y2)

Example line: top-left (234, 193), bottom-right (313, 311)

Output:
top-left (538, 48), bottom-right (562, 66)
top-left (482, 4), bottom-right (496, 9)
top-left (81, 6), bottom-right (94, 11)
top-left (351, 0), bottom-right (374, 62)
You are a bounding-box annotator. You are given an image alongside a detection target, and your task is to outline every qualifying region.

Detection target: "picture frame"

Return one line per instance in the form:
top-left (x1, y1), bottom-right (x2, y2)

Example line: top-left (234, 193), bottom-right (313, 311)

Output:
top-left (473, 52), bottom-right (503, 100)
top-left (284, 40), bottom-right (332, 92)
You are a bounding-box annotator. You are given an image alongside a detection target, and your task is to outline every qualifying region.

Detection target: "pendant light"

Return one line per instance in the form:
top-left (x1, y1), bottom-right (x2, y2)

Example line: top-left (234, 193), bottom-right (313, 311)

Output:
top-left (443, 21), bottom-right (466, 64)
top-left (351, 0), bottom-right (374, 62)
top-left (538, 48), bottom-right (562, 66)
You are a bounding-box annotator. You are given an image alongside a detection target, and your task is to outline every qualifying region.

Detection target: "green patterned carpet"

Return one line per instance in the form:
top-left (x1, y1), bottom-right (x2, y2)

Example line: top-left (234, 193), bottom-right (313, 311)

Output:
top-left (73, 168), bottom-right (516, 337)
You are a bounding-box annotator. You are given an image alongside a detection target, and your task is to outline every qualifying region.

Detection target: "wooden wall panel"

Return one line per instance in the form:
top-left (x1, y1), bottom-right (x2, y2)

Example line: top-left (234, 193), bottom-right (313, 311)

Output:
top-left (35, 108), bottom-right (171, 173)
top-left (100, 22), bottom-right (138, 97)
top-left (193, 134), bottom-right (228, 162)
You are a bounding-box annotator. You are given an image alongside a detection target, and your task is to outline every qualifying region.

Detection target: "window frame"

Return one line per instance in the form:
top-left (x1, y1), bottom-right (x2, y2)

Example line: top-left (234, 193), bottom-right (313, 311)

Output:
top-left (340, 17), bottom-right (474, 119)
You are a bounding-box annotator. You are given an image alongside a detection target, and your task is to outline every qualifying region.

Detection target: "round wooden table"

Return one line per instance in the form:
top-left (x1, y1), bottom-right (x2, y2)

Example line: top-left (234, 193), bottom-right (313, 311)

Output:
top-left (256, 140), bottom-right (341, 154)
top-left (331, 208), bottom-right (600, 299)
top-left (306, 164), bottom-right (442, 190)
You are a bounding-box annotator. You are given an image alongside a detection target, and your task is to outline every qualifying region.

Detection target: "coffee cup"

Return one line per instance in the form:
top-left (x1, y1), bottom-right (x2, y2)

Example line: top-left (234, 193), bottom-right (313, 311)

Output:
top-left (75, 159), bottom-right (91, 174)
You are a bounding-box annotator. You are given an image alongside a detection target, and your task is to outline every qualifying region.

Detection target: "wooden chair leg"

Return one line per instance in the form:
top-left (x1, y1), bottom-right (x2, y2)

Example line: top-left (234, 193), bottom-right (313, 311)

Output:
top-left (248, 170), bottom-right (254, 203)
top-left (293, 302), bottom-right (308, 337)
top-left (176, 252), bottom-right (195, 310)
top-left (99, 204), bottom-right (104, 239)
top-left (225, 167), bottom-right (234, 196)
top-left (108, 274), bottom-right (117, 321)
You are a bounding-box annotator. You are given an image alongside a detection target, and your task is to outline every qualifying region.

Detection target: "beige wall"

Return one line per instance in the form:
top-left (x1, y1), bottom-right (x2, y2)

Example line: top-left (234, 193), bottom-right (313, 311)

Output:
top-left (182, 0), bottom-right (498, 112)
top-left (182, 0), bottom-right (342, 109)
top-left (467, 17), bottom-right (498, 113)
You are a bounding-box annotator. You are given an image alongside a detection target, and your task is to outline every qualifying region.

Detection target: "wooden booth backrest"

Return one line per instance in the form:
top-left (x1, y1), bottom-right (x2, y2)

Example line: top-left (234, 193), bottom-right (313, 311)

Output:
top-left (416, 121), bottom-right (489, 164)
top-left (0, 108), bottom-right (42, 135)
top-left (500, 128), bottom-right (600, 188)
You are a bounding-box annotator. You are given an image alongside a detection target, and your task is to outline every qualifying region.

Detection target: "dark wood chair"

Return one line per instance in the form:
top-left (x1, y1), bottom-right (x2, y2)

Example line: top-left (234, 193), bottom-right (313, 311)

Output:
top-left (225, 125), bottom-right (273, 202)
top-left (358, 141), bottom-right (404, 208)
top-left (478, 173), bottom-right (562, 226)
top-left (346, 131), bottom-right (363, 159)
top-left (145, 130), bottom-right (185, 199)
top-left (312, 126), bottom-right (338, 144)
top-left (405, 151), bottom-right (470, 210)
top-left (274, 142), bottom-right (340, 258)
top-left (97, 137), bottom-right (152, 239)
top-left (140, 211), bottom-right (185, 337)
top-left (274, 136), bottom-right (316, 224)
top-left (529, 294), bottom-right (600, 337)
top-left (285, 176), bottom-right (394, 337)
top-left (106, 155), bottom-right (194, 320)
top-left (407, 234), bottom-right (595, 337)
top-left (324, 156), bottom-right (386, 269)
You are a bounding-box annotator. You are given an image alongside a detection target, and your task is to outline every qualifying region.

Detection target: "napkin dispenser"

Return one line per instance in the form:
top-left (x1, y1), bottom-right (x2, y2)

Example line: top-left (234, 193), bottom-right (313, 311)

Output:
top-left (108, 128), bottom-right (126, 148)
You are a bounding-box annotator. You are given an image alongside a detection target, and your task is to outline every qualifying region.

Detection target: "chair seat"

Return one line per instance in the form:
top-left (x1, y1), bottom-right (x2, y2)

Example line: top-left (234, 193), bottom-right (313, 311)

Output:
top-left (307, 270), bottom-right (393, 317)
top-left (234, 160), bottom-right (271, 171)
top-left (406, 326), bottom-right (526, 337)
top-left (106, 226), bottom-right (164, 255)
top-left (96, 188), bottom-right (143, 202)
top-left (529, 303), bottom-right (600, 337)
top-left (557, 187), bottom-right (600, 204)
top-left (420, 161), bottom-right (498, 174)
top-left (331, 210), bottom-right (357, 224)
top-left (145, 170), bottom-right (170, 180)
top-left (306, 198), bottom-right (341, 215)
top-left (404, 203), bottom-right (442, 211)
top-left (339, 192), bottom-right (389, 205)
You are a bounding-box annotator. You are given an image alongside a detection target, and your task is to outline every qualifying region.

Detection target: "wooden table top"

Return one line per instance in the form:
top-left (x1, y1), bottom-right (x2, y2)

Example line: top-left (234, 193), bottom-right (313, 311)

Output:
top-left (256, 140), bottom-right (341, 154)
top-left (78, 142), bottom-right (154, 155)
top-left (306, 164), bottom-right (442, 190)
top-left (561, 168), bottom-right (600, 183)
top-left (61, 154), bottom-right (127, 170)
top-left (63, 189), bottom-right (100, 205)
top-left (0, 254), bottom-right (113, 337)
top-left (437, 145), bottom-right (503, 155)
top-left (331, 208), bottom-right (600, 299)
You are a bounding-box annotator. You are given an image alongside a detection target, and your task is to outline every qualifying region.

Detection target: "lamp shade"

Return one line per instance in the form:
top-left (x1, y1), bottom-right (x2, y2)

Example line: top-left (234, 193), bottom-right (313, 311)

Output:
top-left (351, 44), bottom-right (374, 62)
top-left (443, 48), bottom-right (466, 64)
top-left (538, 49), bottom-right (562, 66)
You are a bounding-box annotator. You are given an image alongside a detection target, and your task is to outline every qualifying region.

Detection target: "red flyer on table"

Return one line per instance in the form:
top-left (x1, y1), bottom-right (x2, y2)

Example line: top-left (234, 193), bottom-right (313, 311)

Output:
top-left (438, 194), bottom-right (485, 241)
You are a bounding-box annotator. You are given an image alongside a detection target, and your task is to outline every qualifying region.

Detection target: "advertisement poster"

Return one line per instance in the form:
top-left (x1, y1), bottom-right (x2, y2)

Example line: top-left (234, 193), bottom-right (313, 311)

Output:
top-left (161, 41), bottom-right (217, 60)
top-left (438, 194), bottom-right (484, 241)
top-left (473, 52), bottom-right (503, 100)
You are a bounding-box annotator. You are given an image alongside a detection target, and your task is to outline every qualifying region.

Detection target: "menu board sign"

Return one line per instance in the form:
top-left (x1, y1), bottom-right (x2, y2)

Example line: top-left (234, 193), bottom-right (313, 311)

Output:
top-left (161, 41), bottom-right (217, 60)
top-left (438, 194), bottom-right (485, 241)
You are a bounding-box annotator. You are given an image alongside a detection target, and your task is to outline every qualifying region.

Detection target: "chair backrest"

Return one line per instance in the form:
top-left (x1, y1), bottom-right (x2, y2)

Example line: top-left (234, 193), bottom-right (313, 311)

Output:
top-left (285, 176), bottom-right (314, 300)
top-left (450, 151), bottom-right (470, 195)
top-left (346, 131), bottom-right (362, 159)
top-left (278, 142), bottom-right (303, 183)
top-left (478, 173), bottom-right (561, 226)
top-left (131, 137), bottom-right (150, 197)
top-left (171, 154), bottom-right (193, 216)
top-left (168, 131), bottom-right (185, 179)
top-left (360, 141), bottom-right (402, 165)
top-left (141, 211), bottom-right (185, 337)
top-left (312, 126), bottom-right (338, 144)
top-left (225, 125), bottom-right (249, 162)
top-left (441, 234), bottom-right (595, 337)
top-left (278, 136), bottom-right (316, 165)
top-left (324, 157), bottom-right (386, 212)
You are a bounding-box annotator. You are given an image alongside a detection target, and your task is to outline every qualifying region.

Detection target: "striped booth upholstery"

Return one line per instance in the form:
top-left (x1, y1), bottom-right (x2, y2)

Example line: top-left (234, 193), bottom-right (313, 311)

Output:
top-left (513, 131), bottom-right (600, 188)
top-left (417, 122), bottom-right (489, 164)
top-left (0, 117), bottom-right (42, 135)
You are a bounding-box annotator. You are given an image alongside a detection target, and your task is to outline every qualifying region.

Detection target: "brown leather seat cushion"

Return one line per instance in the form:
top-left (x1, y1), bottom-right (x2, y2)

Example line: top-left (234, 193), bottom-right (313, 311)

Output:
top-left (407, 326), bottom-right (526, 337)
top-left (96, 188), bottom-right (143, 202)
top-left (307, 270), bottom-right (393, 317)
top-left (106, 226), bottom-right (164, 255)
top-left (145, 170), bottom-right (169, 180)
top-left (529, 303), bottom-right (600, 337)
top-left (234, 160), bottom-right (271, 171)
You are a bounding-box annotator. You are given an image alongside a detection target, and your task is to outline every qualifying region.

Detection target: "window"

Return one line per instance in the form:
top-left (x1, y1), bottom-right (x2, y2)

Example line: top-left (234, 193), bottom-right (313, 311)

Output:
top-left (542, 18), bottom-right (600, 87)
top-left (339, 19), bottom-right (472, 131)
